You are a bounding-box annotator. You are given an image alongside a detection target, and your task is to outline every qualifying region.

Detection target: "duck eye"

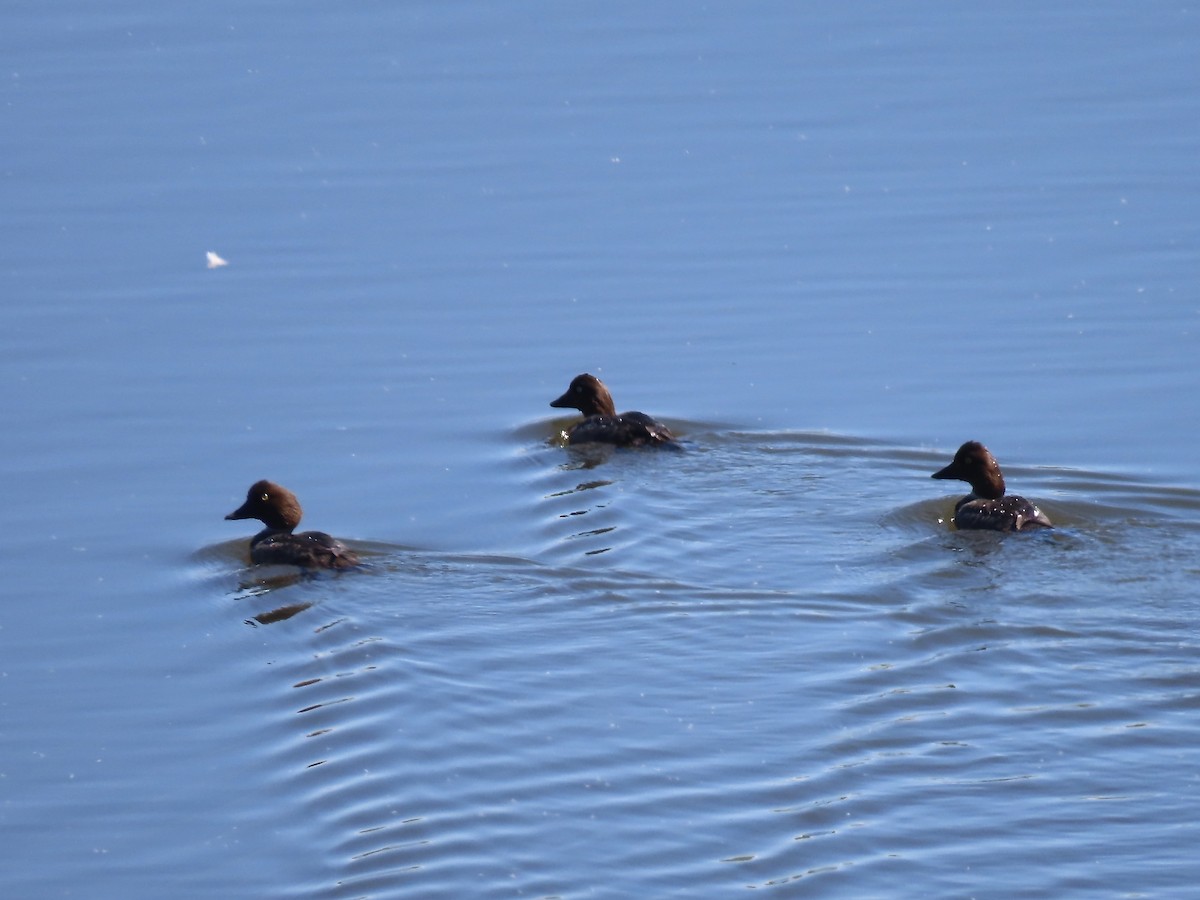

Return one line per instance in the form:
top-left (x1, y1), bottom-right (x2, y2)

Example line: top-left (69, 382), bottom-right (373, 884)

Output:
top-left (260, 493), bottom-right (270, 501)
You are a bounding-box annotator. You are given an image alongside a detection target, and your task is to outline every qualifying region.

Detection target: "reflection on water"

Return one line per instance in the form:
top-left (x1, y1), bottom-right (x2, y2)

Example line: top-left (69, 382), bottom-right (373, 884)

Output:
top-left (250, 602), bottom-right (312, 626)
top-left (231, 567), bottom-right (317, 625)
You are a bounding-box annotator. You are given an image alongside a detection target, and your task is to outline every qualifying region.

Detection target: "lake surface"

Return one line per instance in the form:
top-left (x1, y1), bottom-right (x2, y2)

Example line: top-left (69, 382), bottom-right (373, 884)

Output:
top-left (2, 2), bottom-right (1198, 897)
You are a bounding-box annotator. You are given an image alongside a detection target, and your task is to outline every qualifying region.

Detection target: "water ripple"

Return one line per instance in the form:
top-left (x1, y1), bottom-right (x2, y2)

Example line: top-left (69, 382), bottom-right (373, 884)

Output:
top-left (183, 432), bottom-right (1200, 897)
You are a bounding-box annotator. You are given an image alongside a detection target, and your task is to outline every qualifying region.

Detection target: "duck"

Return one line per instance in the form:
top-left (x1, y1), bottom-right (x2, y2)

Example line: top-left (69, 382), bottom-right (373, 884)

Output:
top-left (549, 373), bottom-right (675, 447)
top-left (931, 441), bottom-right (1052, 532)
top-left (225, 480), bottom-right (360, 569)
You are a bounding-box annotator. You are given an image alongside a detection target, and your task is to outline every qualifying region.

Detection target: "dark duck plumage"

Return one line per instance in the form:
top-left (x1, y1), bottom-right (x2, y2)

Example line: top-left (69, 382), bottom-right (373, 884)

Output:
top-left (931, 441), bottom-right (1052, 532)
top-left (550, 373), bottom-right (675, 447)
top-left (226, 480), bottom-right (360, 569)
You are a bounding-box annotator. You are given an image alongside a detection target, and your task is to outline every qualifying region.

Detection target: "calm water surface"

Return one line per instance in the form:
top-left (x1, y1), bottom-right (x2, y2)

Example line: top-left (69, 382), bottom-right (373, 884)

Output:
top-left (2, 2), bottom-right (1198, 898)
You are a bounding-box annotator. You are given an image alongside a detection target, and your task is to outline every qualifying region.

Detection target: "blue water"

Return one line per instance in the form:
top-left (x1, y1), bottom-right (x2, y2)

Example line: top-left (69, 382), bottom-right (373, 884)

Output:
top-left (2, 2), bottom-right (1198, 898)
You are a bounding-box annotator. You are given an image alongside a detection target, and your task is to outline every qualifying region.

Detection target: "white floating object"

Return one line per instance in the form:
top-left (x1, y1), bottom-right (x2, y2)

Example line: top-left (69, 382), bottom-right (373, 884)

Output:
top-left (206, 251), bottom-right (228, 269)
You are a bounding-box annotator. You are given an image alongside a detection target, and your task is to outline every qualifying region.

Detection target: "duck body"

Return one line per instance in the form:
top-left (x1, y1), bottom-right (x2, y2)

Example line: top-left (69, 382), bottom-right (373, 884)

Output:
top-left (550, 373), bottom-right (674, 447)
top-left (948, 493), bottom-right (1052, 532)
top-left (241, 528), bottom-right (358, 570)
top-left (226, 480), bottom-right (360, 569)
top-left (931, 441), bottom-right (1052, 533)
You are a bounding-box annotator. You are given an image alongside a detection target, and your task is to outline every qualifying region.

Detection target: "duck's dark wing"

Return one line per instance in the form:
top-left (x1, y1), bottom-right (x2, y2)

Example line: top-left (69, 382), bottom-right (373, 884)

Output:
top-left (953, 495), bottom-right (1052, 532)
top-left (566, 412), bottom-right (674, 447)
top-left (250, 530), bottom-right (360, 569)
top-left (618, 411), bottom-right (675, 446)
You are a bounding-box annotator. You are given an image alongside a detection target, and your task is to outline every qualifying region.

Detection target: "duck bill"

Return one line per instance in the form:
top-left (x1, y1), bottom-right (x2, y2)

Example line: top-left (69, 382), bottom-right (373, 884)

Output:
top-left (931, 463), bottom-right (959, 480)
top-left (549, 391), bottom-right (573, 409)
top-left (225, 502), bottom-right (253, 521)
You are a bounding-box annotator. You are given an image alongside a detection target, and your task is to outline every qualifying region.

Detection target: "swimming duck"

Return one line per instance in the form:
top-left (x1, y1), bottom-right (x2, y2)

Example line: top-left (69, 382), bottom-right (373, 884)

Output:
top-left (931, 441), bottom-right (1052, 532)
top-left (550, 373), bottom-right (675, 447)
top-left (225, 480), bottom-right (360, 569)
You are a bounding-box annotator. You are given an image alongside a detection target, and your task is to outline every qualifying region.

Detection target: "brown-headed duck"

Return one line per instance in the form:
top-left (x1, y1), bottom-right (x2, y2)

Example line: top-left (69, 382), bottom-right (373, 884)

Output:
top-left (226, 480), bottom-right (360, 569)
top-left (931, 441), bottom-right (1052, 532)
top-left (550, 373), bottom-right (675, 447)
